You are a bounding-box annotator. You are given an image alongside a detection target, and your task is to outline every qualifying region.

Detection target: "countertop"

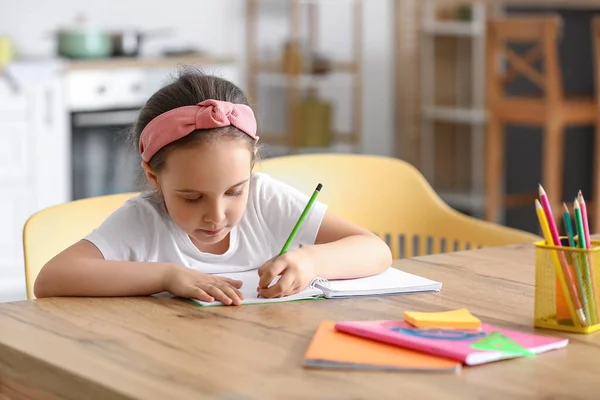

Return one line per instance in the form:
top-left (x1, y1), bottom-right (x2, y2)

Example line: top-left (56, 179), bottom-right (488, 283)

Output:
top-left (0, 54), bottom-right (236, 77)
top-left (63, 54), bottom-right (236, 71)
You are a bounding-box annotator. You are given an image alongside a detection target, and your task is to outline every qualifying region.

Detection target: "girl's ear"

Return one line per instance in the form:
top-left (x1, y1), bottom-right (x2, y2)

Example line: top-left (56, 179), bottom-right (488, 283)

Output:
top-left (141, 161), bottom-right (161, 191)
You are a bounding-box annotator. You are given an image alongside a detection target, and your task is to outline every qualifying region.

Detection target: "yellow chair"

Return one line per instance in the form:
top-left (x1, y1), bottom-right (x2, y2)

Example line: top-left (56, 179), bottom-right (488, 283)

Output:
top-left (22, 192), bottom-right (138, 299)
top-left (256, 153), bottom-right (541, 259)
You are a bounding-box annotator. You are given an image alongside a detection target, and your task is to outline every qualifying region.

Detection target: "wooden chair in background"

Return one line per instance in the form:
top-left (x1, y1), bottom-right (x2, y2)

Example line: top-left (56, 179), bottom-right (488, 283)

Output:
top-left (485, 15), bottom-right (599, 225)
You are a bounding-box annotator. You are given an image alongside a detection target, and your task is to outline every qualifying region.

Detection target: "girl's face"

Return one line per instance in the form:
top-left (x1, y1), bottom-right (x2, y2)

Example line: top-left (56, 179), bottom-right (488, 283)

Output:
top-left (148, 139), bottom-right (252, 254)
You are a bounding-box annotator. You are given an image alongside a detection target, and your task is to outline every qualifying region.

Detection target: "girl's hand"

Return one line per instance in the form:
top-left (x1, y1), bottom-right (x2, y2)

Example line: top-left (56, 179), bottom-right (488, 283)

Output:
top-left (164, 264), bottom-right (244, 305)
top-left (257, 248), bottom-right (316, 298)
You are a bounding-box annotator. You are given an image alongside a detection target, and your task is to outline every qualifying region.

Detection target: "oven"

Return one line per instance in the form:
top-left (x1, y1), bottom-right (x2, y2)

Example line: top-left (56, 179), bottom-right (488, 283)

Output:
top-left (64, 67), bottom-right (176, 200)
top-left (70, 107), bottom-right (141, 200)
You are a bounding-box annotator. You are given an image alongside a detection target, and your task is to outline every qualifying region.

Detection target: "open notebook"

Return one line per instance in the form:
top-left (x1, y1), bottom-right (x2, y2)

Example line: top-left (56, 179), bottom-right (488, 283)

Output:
top-left (190, 267), bottom-right (442, 306)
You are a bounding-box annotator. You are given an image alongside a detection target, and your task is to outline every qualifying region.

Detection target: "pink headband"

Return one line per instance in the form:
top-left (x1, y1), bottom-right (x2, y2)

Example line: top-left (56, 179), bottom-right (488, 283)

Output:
top-left (138, 99), bottom-right (259, 162)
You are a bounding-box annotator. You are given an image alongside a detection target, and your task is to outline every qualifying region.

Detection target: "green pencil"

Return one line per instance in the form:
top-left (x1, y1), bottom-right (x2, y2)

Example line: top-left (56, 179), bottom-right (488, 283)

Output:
top-left (574, 199), bottom-right (598, 325)
top-left (563, 203), bottom-right (590, 323)
top-left (279, 183), bottom-right (323, 256)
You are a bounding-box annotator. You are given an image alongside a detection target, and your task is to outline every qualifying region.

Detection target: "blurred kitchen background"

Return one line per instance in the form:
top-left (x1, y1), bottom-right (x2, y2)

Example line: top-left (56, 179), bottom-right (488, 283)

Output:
top-left (1, 0), bottom-right (600, 301)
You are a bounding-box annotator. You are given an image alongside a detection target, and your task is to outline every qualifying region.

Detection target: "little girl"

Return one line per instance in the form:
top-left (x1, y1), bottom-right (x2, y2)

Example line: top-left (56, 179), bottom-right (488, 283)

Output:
top-left (34, 68), bottom-right (392, 305)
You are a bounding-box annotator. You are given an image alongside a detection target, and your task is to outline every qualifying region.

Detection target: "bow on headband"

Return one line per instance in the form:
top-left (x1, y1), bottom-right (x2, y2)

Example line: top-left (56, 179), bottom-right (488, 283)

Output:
top-left (139, 99), bottom-right (259, 162)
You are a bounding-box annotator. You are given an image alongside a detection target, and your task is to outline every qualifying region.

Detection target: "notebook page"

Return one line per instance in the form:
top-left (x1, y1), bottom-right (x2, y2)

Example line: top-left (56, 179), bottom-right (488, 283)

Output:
top-left (318, 267), bottom-right (442, 297)
top-left (191, 269), bottom-right (323, 306)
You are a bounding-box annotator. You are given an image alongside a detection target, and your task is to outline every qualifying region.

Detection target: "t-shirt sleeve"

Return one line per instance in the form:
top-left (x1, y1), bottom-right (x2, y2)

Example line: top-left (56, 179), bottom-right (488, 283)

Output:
top-left (84, 200), bottom-right (154, 262)
top-left (254, 173), bottom-right (328, 250)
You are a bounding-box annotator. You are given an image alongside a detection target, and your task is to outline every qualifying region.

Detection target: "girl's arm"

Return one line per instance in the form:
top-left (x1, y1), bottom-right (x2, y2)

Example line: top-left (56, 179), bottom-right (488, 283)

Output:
top-left (34, 240), bottom-right (245, 305)
top-left (34, 240), bottom-right (174, 298)
top-left (308, 210), bottom-right (392, 279)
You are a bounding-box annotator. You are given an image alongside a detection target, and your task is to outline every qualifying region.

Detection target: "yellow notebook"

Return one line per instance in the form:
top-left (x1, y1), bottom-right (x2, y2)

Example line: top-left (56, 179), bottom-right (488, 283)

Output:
top-left (404, 308), bottom-right (481, 330)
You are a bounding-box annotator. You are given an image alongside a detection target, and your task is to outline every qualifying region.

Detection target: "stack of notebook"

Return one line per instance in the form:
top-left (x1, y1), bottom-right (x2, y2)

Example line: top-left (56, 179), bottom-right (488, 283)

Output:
top-left (303, 321), bottom-right (463, 373)
top-left (303, 309), bottom-right (569, 372)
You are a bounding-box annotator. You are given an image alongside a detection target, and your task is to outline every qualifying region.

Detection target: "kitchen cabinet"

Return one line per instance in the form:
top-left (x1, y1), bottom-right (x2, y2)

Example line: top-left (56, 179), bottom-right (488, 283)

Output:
top-left (0, 76), bottom-right (69, 302)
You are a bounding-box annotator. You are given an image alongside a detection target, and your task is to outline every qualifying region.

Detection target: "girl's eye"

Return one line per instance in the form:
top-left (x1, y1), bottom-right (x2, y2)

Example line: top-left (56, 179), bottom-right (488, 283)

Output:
top-left (184, 197), bottom-right (202, 204)
top-left (226, 190), bottom-right (244, 197)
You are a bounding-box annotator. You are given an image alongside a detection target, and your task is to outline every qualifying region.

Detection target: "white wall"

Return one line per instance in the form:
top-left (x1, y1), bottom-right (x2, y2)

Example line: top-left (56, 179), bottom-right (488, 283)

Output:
top-left (361, 0), bottom-right (395, 156)
top-left (1, 0), bottom-right (395, 156)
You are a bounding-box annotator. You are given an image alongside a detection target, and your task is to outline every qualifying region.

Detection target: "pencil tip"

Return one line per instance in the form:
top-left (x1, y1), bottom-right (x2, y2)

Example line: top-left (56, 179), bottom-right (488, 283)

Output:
top-left (538, 184), bottom-right (545, 195)
top-left (316, 183), bottom-right (322, 191)
top-left (563, 202), bottom-right (569, 212)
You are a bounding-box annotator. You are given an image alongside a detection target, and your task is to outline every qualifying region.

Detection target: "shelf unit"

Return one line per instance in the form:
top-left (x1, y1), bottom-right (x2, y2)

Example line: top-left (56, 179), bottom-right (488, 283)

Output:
top-left (419, 0), bottom-right (487, 218)
top-left (245, 0), bottom-right (363, 153)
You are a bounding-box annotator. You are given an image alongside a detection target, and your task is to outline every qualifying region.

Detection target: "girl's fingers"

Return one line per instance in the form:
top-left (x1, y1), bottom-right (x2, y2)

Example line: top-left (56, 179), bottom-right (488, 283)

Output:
top-left (260, 271), bottom-right (295, 298)
top-left (258, 259), bottom-right (287, 290)
top-left (290, 281), bottom-right (304, 296)
top-left (204, 285), bottom-right (233, 305)
top-left (190, 287), bottom-right (214, 303)
top-left (281, 278), bottom-right (303, 297)
top-left (213, 276), bottom-right (244, 293)
top-left (219, 284), bottom-right (243, 305)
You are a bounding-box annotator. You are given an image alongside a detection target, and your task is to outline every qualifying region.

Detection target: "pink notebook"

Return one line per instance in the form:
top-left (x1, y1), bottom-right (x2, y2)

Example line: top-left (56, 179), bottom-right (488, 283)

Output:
top-left (334, 320), bottom-right (568, 366)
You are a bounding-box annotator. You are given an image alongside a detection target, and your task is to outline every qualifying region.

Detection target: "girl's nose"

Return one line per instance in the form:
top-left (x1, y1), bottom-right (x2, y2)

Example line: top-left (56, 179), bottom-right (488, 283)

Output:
top-left (204, 200), bottom-right (225, 225)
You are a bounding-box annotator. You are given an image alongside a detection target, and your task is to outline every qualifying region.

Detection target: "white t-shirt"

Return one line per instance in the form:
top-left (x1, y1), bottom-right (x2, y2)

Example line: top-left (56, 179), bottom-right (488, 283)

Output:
top-left (84, 172), bottom-right (328, 274)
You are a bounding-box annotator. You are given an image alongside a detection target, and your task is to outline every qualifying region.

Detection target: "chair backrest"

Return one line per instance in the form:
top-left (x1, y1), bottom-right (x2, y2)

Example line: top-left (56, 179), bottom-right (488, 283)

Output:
top-left (256, 154), bottom-right (540, 258)
top-left (486, 15), bottom-right (563, 104)
top-left (22, 192), bottom-right (139, 299)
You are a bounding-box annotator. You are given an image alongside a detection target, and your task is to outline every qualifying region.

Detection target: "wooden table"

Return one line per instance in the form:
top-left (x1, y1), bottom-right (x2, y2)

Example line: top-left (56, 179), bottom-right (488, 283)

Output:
top-left (1, 243), bottom-right (599, 399)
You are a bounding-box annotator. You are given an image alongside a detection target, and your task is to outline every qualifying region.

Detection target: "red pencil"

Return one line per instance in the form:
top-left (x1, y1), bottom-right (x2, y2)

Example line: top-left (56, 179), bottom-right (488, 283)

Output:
top-left (539, 184), bottom-right (587, 327)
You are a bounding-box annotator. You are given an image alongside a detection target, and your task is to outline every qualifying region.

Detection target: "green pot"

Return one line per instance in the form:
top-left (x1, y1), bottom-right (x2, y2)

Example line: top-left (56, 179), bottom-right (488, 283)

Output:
top-left (57, 29), bottom-right (113, 59)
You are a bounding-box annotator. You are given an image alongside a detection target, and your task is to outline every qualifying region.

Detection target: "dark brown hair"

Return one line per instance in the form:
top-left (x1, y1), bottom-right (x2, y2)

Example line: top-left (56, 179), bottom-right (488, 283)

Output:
top-left (129, 67), bottom-right (259, 176)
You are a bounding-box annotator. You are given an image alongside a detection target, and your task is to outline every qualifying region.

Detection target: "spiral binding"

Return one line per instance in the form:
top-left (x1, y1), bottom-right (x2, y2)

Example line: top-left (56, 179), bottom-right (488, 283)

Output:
top-left (309, 276), bottom-right (330, 289)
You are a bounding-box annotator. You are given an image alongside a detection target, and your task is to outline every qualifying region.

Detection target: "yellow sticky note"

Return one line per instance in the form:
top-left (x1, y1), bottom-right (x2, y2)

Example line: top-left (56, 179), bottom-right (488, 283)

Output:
top-left (404, 308), bottom-right (481, 330)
